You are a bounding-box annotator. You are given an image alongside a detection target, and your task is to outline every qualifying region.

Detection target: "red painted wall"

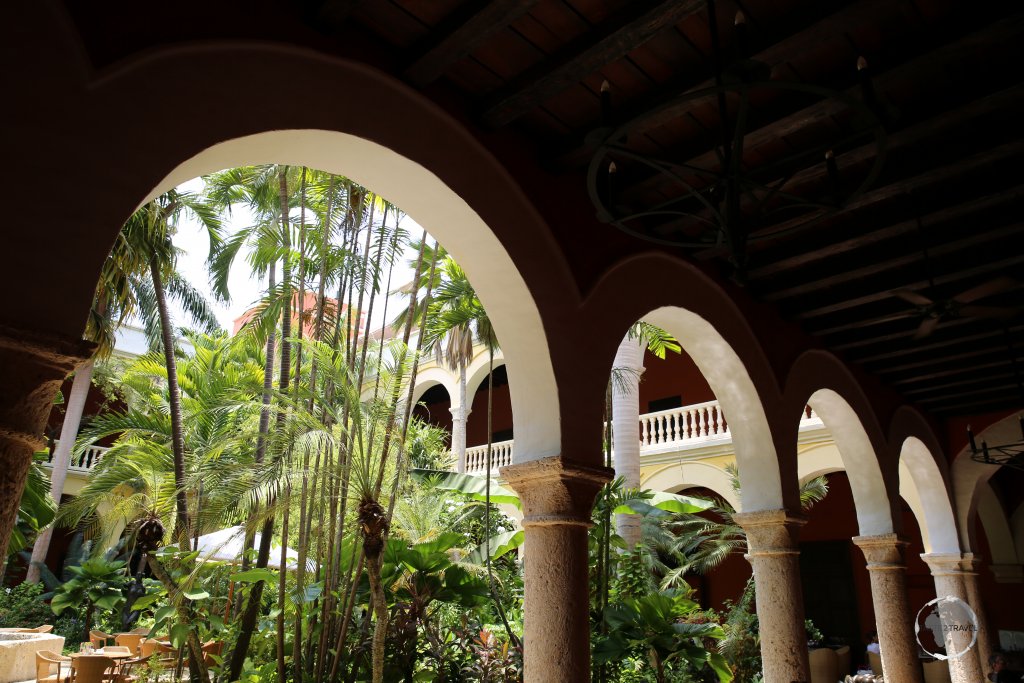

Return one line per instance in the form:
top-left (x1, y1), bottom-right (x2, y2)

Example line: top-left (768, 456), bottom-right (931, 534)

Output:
top-left (467, 379), bottom-right (513, 447)
top-left (637, 349), bottom-right (715, 411)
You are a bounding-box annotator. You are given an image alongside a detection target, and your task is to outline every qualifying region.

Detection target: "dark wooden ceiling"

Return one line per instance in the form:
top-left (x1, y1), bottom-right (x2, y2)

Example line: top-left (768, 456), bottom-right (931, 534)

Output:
top-left (314, 0), bottom-right (1023, 417)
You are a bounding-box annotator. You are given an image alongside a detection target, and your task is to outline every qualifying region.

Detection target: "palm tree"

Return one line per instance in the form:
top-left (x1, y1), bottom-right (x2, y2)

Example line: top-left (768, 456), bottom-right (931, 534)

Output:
top-left (26, 188), bottom-right (221, 583)
top-left (420, 257), bottom-right (478, 472)
top-left (419, 256), bottom-right (520, 647)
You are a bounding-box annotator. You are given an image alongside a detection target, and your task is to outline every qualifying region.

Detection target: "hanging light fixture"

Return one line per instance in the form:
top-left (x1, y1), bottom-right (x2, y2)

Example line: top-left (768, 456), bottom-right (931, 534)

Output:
top-left (586, 0), bottom-right (888, 283)
top-left (967, 417), bottom-right (1024, 472)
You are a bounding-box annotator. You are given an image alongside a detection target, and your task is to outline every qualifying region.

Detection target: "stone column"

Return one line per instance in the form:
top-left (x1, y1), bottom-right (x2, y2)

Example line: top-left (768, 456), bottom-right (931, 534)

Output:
top-left (921, 553), bottom-right (986, 683)
top-left (450, 404), bottom-right (471, 472)
top-left (733, 509), bottom-right (810, 683)
top-left (962, 554), bottom-right (995, 674)
top-left (611, 335), bottom-right (644, 547)
top-left (853, 534), bottom-right (923, 683)
top-left (501, 456), bottom-right (613, 683)
top-left (0, 325), bottom-right (92, 569)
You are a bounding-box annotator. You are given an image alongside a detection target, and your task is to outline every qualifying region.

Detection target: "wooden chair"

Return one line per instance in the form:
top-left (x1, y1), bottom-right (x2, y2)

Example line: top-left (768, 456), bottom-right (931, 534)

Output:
top-left (111, 656), bottom-right (148, 683)
top-left (70, 656), bottom-right (115, 683)
top-left (868, 650), bottom-right (883, 676)
top-left (835, 645), bottom-right (851, 676)
top-left (138, 640), bottom-right (162, 660)
top-left (35, 649), bottom-right (71, 683)
top-left (201, 640), bottom-right (224, 667)
top-left (922, 659), bottom-right (952, 683)
top-left (808, 647), bottom-right (840, 683)
top-left (114, 633), bottom-right (145, 654)
top-left (88, 630), bottom-right (115, 649)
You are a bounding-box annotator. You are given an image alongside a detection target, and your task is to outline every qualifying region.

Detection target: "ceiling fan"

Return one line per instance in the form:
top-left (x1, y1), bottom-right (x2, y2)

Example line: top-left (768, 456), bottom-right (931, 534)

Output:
top-left (892, 276), bottom-right (1020, 339)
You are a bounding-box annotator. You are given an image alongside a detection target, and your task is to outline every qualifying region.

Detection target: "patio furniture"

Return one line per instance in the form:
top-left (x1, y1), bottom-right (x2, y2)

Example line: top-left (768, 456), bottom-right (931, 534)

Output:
top-left (835, 645), bottom-right (851, 676)
top-left (201, 640), bottom-right (223, 667)
top-left (868, 651), bottom-right (883, 676)
top-left (88, 631), bottom-right (115, 649)
top-left (809, 647), bottom-right (840, 683)
top-left (137, 640), bottom-right (161, 660)
top-left (128, 628), bottom-right (150, 635)
top-left (70, 655), bottom-right (115, 683)
top-left (922, 659), bottom-right (952, 683)
top-left (114, 634), bottom-right (144, 654)
top-left (111, 656), bottom-right (148, 683)
top-left (34, 649), bottom-right (71, 683)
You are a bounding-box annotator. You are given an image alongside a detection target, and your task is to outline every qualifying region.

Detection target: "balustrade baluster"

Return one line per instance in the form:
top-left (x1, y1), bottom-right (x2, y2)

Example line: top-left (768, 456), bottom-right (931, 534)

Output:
top-left (700, 408), bottom-right (709, 437)
top-left (669, 411), bottom-right (679, 443)
top-left (712, 406), bottom-right (722, 435)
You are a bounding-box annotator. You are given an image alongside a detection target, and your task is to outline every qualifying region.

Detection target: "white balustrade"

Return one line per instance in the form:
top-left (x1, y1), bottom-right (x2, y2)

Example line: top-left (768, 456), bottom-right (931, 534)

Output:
top-left (45, 441), bottom-right (109, 472)
top-left (464, 440), bottom-right (514, 474)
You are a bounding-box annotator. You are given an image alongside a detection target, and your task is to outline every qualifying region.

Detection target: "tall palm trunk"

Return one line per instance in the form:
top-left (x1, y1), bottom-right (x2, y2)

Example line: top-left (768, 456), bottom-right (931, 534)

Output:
top-left (25, 357), bottom-right (94, 582)
top-left (150, 256), bottom-right (190, 547)
top-left (225, 242), bottom-right (281, 683)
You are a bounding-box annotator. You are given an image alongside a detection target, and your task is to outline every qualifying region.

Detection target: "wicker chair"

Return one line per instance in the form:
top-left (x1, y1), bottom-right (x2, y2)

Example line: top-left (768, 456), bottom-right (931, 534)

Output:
top-left (868, 650), bottom-right (883, 676)
top-left (128, 628), bottom-right (151, 635)
top-left (35, 649), bottom-right (71, 683)
top-left (138, 639), bottom-right (162, 660)
top-left (809, 647), bottom-right (840, 683)
top-left (88, 630), bottom-right (115, 649)
top-left (111, 656), bottom-right (149, 683)
top-left (835, 645), bottom-right (851, 677)
top-left (70, 655), bottom-right (116, 683)
top-left (114, 633), bottom-right (145, 654)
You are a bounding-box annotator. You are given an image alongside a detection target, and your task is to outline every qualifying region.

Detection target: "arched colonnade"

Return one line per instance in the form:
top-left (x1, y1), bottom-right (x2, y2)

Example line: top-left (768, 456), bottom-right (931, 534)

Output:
top-left (0, 38), bottom-right (1008, 683)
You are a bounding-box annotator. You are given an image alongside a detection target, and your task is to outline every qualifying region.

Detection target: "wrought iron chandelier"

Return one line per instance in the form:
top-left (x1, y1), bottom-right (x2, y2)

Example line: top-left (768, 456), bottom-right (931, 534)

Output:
top-left (967, 417), bottom-right (1024, 472)
top-left (586, 0), bottom-right (888, 282)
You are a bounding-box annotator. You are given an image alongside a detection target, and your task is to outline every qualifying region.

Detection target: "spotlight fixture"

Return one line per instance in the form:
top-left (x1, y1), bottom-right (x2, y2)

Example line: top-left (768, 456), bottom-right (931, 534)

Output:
top-left (967, 417), bottom-right (1024, 472)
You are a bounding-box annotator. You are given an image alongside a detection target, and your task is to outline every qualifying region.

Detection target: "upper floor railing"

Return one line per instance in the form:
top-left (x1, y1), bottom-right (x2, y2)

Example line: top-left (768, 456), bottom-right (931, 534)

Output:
top-left (464, 400), bottom-right (822, 475)
top-left (43, 442), bottom-right (109, 473)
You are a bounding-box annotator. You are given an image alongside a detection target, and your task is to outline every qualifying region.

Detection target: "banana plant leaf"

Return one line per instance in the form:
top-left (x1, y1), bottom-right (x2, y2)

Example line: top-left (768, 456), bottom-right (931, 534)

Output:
top-left (410, 469), bottom-right (521, 507)
top-left (614, 491), bottom-right (713, 516)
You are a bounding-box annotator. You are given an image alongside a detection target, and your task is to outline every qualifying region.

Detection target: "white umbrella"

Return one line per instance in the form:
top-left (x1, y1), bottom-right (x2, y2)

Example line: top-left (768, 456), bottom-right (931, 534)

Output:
top-left (194, 525), bottom-right (310, 570)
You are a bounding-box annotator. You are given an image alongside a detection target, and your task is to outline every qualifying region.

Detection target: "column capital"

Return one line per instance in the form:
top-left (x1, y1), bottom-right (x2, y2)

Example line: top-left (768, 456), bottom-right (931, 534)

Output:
top-left (0, 324), bottom-right (93, 449)
top-left (920, 552), bottom-right (969, 577)
top-left (853, 533), bottom-right (909, 570)
top-left (500, 456), bottom-right (613, 527)
top-left (733, 508), bottom-right (805, 556)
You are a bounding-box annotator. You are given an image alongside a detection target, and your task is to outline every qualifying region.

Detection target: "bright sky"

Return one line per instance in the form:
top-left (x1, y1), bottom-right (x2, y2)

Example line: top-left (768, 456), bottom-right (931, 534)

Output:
top-left (170, 176), bottom-right (419, 335)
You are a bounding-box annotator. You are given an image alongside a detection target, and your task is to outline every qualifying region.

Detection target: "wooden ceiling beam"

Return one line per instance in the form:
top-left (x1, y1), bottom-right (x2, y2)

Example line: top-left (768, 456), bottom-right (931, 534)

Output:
top-left (888, 356), bottom-right (1016, 386)
top-left (698, 137), bottom-right (1024, 265)
top-left (791, 255), bottom-right (1024, 320)
top-left (404, 0), bottom-right (541, 87)
top-left (855, 326), bottom-right (1024, 364)
top-left (763, 220), bottom-right (1024, 302)
top-left (482, 0), bottom-right (705, 128)
top-left (621, 14), bottom-right (1024, 210)
top-left (830, 317), bottom-right (976, 351)
top-left (317, 0), bottom-right (365, 26)
top-left (916, 382), bottom-right (1020, 405)
top-left (551, 0), bottom-right (898, 167)
top-left (748, 166), bottom-right (1024, 281)
top-left (901, 368), bottom-right (1020, 396)
top-left (872, 345), bottom-right (1015, 376)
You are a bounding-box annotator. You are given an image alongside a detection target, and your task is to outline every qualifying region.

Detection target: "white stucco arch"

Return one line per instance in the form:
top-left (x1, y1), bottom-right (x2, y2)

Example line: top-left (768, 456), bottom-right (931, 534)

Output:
top-left (465, 350), bottom-right (506, 399)
top-left (641, 307), bottom-right (782, 512)
top-left (640, 461), bottom-right (741, 511)
top-left (950, 414), bottom-right (1024, 556)
top-left (976, 484), bottom-right (1021, 566)
top-left (146, 130), bottom-right (560, 462)
top-left (797, 441), bottom-right (845, 483)
top-left (411, 366), bottom-right (459, 407)
top-left (899, 436), bottom-right (960, 554)
top-left (805, 389), bottom-right (892, 536)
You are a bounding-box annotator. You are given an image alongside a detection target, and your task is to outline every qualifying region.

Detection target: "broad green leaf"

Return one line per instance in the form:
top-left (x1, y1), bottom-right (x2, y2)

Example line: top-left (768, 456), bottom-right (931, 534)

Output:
top-left (409, 469), bottom-right (520, 507)
top-left (153, 605), bottom-right (175, 625)
top-left (231, 568), bottom-right (277, 583)
top-left (169, 623), bottom-right (189, 649)
top-left (707, 651), bottom-right (734, 682)
top-left (615, 491), bottom-right (712, 515)
top-left (129, 592), bottom-right (163, 610)
top-left (466, 529), bottom-right (524, 565)
top-left (183, 589), bottom-right (210, 601)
